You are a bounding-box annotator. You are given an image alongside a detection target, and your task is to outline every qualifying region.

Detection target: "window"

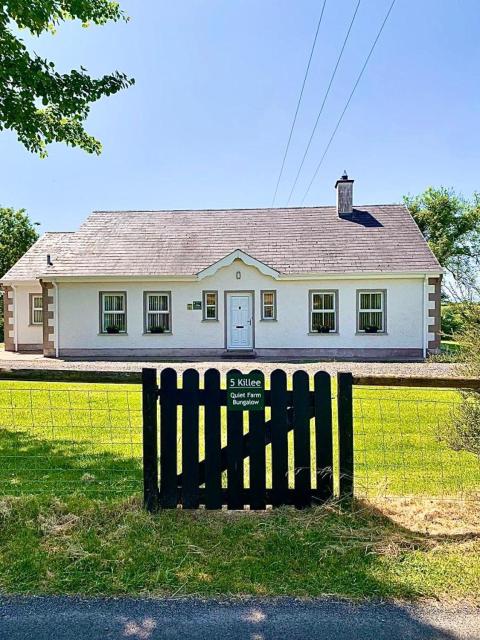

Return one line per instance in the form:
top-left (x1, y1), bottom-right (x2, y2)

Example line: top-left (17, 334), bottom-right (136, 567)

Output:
top-left (261, 290), bottom-right (276, 320)
top-left (310, 291), bottom-right (337, 333)
top-left (30, 294), bottom-right (43, 325)
top-left (202, 291), bottom-right (218, 320)
top-left (357, 290), bottom-right (386, 333)
top-left (100, 292), bottom-right (127, 333)
top-left (144, 292), bottom-right (171, 333)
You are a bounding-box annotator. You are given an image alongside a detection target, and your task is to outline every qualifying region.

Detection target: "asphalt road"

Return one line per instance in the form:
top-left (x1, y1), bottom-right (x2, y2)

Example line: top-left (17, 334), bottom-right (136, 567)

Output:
top-left (0, 597), bottom-right (479, 640)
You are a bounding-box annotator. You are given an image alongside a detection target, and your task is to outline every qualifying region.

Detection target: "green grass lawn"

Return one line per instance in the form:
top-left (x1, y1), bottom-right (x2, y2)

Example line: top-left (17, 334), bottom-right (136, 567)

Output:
top-left (0, 382), bottom-right (143, 498)
top-left (0, 379), bottom-right (479, 600)
top-left (352, 386), bottom-right (479, 498)
top-left (0, 495), bottom-right (478, 600)
top-left (0, 380), bottom-right (478, 500)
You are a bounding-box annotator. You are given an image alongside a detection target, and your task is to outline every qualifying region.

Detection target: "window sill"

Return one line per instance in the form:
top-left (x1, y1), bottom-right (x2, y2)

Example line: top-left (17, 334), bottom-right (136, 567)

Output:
top-left (355, 332), bottom-right (388, 336)
top-left (260, 318), bottom-right (277, 322)
top-left (308, 331), bottom-right (338, 336)
top-left (142, 332), bottom-right (173, 336)
top-left (98, 333), bottom-right (128, 336)
top-left (201, 319), bottom-right (219, 323)
top-left (29, 324), bottom-right (43, 327)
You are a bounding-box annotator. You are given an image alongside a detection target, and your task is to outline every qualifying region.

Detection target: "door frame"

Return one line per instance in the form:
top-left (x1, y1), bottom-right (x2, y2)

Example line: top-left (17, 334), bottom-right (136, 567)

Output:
top-left (224, 290), bottom-right (255, 350)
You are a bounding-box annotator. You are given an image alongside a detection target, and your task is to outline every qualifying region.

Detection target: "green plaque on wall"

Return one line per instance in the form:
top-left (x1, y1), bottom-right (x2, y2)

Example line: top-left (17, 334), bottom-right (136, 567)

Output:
top-left (192, 301), bottom-right (202, 310)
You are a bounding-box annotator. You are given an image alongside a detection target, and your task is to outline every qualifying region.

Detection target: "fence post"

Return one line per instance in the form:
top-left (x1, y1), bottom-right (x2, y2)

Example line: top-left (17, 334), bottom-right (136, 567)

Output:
top-left (337, 372), bottom-right (354, 499)
top-left (142, 367), bottom-right (159, 512)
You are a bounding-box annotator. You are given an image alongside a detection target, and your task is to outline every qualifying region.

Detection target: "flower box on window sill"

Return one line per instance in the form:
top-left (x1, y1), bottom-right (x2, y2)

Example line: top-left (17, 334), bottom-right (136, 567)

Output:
top-left (105, 326), bottom-right (121, 334)
top-left (149, 326), bottom-right (166, 334)
top-left (365, 325), bottom-right (380, 334)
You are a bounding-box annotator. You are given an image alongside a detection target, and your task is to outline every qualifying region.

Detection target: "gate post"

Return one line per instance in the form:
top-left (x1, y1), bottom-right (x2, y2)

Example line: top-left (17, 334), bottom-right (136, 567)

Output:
top-left (142, 367), bottom-right (159, 512)
top-left (337, 372), bottom-right (354, 499)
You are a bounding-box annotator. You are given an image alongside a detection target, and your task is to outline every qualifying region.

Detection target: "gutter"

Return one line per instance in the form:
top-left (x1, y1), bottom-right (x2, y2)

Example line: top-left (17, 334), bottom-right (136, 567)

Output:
top-left (32, 270), bottom-right (444, 284)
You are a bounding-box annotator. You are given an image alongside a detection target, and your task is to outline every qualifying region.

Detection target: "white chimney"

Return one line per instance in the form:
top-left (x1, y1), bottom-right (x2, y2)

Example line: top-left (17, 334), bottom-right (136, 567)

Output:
top-left (335, 171), bottom-right (354, 216)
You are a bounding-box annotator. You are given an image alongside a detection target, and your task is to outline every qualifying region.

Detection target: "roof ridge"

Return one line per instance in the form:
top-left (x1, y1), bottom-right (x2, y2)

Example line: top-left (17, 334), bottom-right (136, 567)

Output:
top-left (90, 203), bottom-right (402, 214)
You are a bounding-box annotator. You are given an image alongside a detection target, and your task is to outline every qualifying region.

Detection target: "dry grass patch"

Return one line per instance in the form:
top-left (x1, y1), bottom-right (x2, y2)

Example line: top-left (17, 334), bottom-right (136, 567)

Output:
top-left (370, 497), bottom-right (480, 536)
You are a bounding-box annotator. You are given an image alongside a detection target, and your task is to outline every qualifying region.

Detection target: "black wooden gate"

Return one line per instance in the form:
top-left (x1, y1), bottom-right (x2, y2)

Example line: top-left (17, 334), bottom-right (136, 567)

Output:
top-left (142, 367), bottom-right (353, 511)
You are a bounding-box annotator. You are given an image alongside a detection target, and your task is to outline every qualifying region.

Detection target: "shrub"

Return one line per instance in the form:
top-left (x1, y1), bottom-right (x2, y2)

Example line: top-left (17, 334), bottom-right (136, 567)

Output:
top-left (441, 303), bottom-right (465, 337)
top-left (445, 309), bottom-right (480, 456)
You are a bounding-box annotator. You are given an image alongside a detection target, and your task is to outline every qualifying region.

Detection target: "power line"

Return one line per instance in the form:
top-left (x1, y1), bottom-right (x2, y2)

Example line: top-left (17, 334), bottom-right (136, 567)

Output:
top-left (285, 0), bottom-right (361, 206)
top-left (300, 0), bottom-right (396, 205)
top-left (271, 0), bottom-right (327, 207)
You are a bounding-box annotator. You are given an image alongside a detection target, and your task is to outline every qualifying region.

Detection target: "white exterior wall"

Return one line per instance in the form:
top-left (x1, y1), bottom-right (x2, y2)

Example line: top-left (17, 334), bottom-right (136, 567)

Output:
top-left (14, 283), bottom-right (43, 349)
top-left (56, 260), bottom-right (425, 355)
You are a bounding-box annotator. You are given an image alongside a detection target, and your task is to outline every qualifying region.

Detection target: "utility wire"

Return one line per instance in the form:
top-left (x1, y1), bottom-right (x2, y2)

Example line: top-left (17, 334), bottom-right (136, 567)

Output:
top-left (271, 0), bottom-right (327, 207)
top-left (285, 0), bottom-right (361, 206)
top-left (300, 0), bottom-right (396, 205)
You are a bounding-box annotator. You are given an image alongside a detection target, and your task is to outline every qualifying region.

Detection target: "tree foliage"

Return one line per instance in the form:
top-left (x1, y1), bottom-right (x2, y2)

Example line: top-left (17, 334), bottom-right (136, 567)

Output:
top-left (0, 206), bottom-right (39, 342)
top-left (404, 187), bottom-right (480, 301)
top-left (441, 302), bottom-right (465, 337)
top-left (0, 206), bottom-right (39, 278)
top-left (0, 1), bottom-right (134, 157)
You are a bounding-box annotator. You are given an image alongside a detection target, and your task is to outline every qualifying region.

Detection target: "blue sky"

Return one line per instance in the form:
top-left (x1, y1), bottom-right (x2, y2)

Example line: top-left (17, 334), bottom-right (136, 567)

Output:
top-left (2, 0), bottom-right (479, 232)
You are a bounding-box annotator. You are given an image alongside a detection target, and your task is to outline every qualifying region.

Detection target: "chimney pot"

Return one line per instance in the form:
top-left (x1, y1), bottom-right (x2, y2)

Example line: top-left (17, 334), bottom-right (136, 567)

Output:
top-left (335, 171), bottom-right (354, 216)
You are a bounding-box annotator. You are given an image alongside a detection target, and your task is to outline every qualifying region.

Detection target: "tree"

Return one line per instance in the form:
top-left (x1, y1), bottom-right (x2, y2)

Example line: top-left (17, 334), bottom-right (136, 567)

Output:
top-left (404, 187), bottom-right (480, 301)
top-left (0, 207), bottom-right (39, 278)
top-left (0, 1), bottom-right (134, 157)
top-left (0, 207), bottom-right (39, 341)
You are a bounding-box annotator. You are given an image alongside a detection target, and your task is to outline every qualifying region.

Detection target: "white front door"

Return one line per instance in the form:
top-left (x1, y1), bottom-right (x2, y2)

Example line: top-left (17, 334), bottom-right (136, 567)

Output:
top-left (227, 293), bottom-right (253, 349)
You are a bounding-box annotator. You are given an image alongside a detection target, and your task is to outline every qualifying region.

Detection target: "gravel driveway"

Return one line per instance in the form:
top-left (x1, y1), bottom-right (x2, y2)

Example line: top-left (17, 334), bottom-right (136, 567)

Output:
top-left (0, 350), bottom-right (458, 377)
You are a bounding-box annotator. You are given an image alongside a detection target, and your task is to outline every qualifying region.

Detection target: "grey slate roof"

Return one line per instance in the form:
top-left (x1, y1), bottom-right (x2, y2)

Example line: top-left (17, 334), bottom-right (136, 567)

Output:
top-left (1, 232), bottom-right (76, 281)
top-left (1, 205), bottom-right (441, 281)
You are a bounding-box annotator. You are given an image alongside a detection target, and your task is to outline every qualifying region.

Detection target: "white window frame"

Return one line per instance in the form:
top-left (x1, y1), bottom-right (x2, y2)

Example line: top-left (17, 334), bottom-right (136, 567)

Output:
top-left (100, 291), bottom-right (127, 334)
top-left (309, 290), bottom-right (338, 333)
top-left (357, 289), bottom-right (386, 333)
top-left (202, 290), bottom-right (218, 321)
top-left (30, 293), bottom-right (43, 325)
top-left (260, 290), bottom-right (277, 321)
top-left (144, 291), bottom-right (172, 333)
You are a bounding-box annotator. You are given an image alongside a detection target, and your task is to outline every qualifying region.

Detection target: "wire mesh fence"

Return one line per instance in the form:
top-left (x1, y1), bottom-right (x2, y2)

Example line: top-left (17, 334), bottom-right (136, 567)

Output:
top-left (0, 381), bottom-right (143, 498)
top-left (0, 372), bottom-right (478, 503)
top-left (353, 385), bottom-right (480, 500)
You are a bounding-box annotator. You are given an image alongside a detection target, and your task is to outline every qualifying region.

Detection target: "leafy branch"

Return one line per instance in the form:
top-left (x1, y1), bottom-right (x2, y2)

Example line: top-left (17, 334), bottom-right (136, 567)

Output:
top-left (0, 1), bottom-right (134, 156)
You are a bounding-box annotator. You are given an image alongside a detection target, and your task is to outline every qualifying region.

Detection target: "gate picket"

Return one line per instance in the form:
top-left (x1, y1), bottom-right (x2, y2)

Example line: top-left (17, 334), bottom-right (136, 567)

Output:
top-left (314, 371), bottom-right (333, 500)
top-left (292, 370), bottom-right (311, 508)
top-left (249, 370), bottom-right (266, 509)
top-left (204, 368), bottom-right (222, 509)
top-left (182, 369), bottom-right (200, 508)
top-left (227, 369), bottom-right (244, 509)
top-left (159, 368), bottom-right (178, 508)
top-left (270, 369), bottom-right (288, 507)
